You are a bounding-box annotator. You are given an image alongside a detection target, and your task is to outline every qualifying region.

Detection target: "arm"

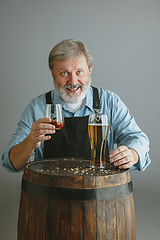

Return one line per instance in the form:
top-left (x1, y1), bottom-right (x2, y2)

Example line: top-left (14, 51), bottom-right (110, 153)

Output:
top-left (9, 118), bottom-right (55, 170)
top-left (107, 91), bottom-right (151, 171)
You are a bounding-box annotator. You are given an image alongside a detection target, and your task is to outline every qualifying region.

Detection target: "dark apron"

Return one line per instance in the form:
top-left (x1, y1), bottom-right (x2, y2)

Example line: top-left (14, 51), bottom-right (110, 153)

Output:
top-left (43, 86), bottom-right (109, 160)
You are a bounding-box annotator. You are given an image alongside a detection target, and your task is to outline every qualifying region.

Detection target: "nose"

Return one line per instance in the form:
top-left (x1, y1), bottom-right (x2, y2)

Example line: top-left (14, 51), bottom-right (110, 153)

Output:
top-left (68, 73), bottom-right (78, 86)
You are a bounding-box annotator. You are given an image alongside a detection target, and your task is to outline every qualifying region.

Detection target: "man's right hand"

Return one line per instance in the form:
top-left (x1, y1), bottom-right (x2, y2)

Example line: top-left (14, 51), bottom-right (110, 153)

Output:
top-left (9, 117), bottom-right (55, 170)
top-left (28, 117), bottom-right (55, 150)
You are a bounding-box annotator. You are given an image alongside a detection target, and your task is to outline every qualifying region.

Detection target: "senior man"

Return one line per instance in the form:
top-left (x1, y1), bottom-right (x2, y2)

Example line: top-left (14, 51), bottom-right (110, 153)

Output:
top-left (2, 39), bottom-right (151, 172)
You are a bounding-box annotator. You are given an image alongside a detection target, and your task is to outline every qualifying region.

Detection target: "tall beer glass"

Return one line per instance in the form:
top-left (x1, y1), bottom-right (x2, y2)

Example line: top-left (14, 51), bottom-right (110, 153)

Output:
top-left (88, 114), bottom-right (109, 169)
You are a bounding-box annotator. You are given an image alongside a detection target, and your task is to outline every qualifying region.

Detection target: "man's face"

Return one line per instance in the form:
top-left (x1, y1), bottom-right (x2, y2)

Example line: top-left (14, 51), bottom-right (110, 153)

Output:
top-left (51, 54), bottom-right (93, 103)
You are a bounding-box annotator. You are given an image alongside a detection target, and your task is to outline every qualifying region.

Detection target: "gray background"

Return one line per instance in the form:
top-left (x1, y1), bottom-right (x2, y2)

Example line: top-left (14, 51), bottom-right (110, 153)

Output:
top-left (0, 0), bottom-right (159, 239)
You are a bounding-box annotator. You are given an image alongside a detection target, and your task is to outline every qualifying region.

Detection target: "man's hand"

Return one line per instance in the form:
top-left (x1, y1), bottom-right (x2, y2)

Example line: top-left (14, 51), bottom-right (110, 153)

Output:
top-left (28, 117), bottom-right (55, 150)
top-left (109, 145), bottom-right (139, 169)
top-left (9, 117), bottom-right (55, 170)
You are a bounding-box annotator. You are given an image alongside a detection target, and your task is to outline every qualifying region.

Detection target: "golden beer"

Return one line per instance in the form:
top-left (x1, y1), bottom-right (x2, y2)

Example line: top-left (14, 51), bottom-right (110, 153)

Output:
top-left (88, 123), bottom-right (109, 168)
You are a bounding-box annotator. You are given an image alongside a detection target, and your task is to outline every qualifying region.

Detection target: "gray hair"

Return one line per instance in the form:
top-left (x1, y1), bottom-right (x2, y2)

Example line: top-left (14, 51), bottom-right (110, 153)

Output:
top-left (48, 39), bottom-right (93, 70)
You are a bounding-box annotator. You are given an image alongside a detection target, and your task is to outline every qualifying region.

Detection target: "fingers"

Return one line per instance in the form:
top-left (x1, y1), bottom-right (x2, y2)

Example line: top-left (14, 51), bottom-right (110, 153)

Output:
top-left (33, 134), bottom-right (51, 143)
top-left (32, 118), bottom-right (52, 130)
top-left (36, 117), bottom-right (51, 123)
top-left (29, 118), bottom-right (55, 149)
top-left (32, 123), bottom-right (55, 136)
top-left (109, 146), bottom-right (134, 169)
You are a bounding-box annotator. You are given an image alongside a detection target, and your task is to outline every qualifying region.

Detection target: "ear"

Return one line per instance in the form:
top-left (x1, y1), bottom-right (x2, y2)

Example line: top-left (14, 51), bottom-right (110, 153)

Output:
top-left (50, 68), bottom-right (54, 78)
top-left (89, 65), bottom-right (93, 75)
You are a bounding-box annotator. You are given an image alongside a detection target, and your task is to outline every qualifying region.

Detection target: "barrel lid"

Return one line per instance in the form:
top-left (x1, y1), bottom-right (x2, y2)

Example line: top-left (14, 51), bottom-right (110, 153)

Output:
top-left (25, 158), bottom-right (125, 177)
top-left (23, 158), bottom-right (131, 189)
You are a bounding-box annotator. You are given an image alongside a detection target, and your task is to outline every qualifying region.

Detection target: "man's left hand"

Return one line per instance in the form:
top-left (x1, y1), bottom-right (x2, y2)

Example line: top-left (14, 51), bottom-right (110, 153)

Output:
top-left (109, 146), bottom-right (139, 169)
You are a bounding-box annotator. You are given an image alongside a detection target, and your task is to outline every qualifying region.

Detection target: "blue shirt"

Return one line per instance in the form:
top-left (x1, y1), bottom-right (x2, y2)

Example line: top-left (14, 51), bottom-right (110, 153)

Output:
top-left (2, 86), bottom-right (151, 172)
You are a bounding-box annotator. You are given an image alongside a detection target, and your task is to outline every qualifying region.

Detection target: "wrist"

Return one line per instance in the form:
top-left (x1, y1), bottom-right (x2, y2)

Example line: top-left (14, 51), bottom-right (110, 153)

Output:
top-left (9, 136), bottom-right (35, 170)
top-left (129, 148), bottom-right (139, 165)
top-left (26, 135), bottom-right (36, 155)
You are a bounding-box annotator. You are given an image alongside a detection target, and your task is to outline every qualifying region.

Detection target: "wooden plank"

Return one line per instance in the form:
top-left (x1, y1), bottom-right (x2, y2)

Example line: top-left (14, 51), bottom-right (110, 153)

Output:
top-left (96, 200), bottom-right (107, 239)
top-left (130, 193), bottom-right (136, 239)
top-left (58, 199), bottom-right (71, 240)
top-left (70, 201), bottom-right (85, 240)
top-left (105, 198), bottom-right (118, 239)
top-left (45, 198), bottom-right (61, 240)
top-left (17, 190), bottom-right (31, 240)
top-left (123, 193), bottom-right (136, 240)
top-left (35, 196), bottom-right (49, 240)
top-left (27, 194), bottom-right (39, 240)
top-left (116, 196), bottom-right (126, 240)
top-left (84, 201), bottom-right (97, 240)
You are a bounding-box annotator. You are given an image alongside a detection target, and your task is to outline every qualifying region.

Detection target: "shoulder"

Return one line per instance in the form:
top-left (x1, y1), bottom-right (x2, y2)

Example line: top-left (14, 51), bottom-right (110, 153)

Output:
top-left (93, 86), bottom-right (120, 104)
top-left (21, 91), bottom-right (53, 121)
top-left (92, 86), bottom-right (127, 116)
top-left (28, 90), bottom-right (56, 108)
top-left (29, 92), bottom-right (47, 106)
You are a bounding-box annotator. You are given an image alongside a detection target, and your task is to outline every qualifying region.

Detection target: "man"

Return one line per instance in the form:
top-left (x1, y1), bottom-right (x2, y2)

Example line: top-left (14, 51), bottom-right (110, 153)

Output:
top-left (2, 39), bottom-right (151, 172)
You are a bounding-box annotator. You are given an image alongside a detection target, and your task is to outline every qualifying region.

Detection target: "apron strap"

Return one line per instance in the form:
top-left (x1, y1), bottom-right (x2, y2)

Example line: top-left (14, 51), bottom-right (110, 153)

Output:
top-left (92, 86), bottom-right (100, 111)
top-left (46, 90), bottom-right (52, 104)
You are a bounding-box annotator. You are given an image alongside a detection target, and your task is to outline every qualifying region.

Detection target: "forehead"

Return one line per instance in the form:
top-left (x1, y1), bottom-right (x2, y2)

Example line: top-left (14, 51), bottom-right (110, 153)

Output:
top-left (54, 54), bottom-right (88, 71)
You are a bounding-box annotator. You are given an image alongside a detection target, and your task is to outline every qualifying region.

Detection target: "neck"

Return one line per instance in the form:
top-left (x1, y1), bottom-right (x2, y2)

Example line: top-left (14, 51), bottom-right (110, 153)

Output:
top-left (64, 97), bottom-right (85, 112)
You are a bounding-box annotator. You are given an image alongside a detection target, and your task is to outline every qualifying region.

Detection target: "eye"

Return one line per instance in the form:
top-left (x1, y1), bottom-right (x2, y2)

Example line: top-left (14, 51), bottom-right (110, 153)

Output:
top-left (61, 71), bottom-right (68, 76)
top-left (77, 70), bottom-right (83, 75)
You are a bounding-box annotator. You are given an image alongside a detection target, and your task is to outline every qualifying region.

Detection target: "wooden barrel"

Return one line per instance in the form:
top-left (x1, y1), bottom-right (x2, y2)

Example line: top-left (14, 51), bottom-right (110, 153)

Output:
top-left (18, 159), bottom-right (136, 240)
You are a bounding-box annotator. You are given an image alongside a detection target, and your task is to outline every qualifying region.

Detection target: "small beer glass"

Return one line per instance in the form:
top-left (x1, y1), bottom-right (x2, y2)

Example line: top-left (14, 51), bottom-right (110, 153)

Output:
top-left (44, 104), bottom-right (65, 130)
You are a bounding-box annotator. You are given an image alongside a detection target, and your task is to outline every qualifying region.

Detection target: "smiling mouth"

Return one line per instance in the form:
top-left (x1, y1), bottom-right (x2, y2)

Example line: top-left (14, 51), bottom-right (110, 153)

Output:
top-left (67, 86), bottom-right (81, 92)
top-left (65, 84), bottom-right (82, 93)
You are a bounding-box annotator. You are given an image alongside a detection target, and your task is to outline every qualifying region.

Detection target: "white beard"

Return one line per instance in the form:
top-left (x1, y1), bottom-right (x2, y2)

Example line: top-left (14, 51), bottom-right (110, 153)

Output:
top-left (54, 76), bottom-right (91, 103)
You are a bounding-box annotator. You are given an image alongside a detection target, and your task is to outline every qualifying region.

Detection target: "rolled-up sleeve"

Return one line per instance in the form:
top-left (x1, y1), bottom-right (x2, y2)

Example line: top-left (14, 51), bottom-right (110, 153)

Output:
top-left (111, 94), bottom-right (151, 171)
top-left (2, 93), bottom-right (50, 172)
top-left (2, 103), bottom-right (35, 172)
